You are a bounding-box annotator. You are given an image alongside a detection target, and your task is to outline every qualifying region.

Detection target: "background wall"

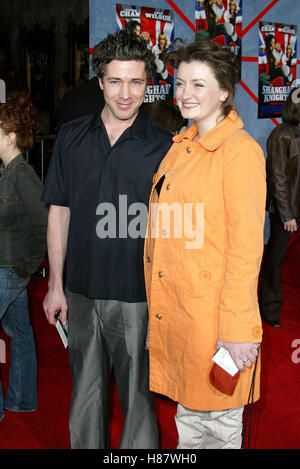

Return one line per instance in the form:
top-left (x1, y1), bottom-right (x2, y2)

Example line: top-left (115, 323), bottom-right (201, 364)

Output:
top-left (90, 0), bottom-right (300, 239)
top-left (90, 0), bottom-right (299, 151)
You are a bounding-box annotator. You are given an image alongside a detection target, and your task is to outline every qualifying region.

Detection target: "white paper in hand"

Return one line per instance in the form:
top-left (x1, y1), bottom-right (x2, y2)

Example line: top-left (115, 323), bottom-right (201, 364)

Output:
top-left (56, 319), bottom-right (68, 348)
top-left (212, 347), bottom-right (239, 376)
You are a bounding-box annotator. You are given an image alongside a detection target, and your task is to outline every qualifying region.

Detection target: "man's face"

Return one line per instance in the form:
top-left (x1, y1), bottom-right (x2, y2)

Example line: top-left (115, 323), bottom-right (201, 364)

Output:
top-left (134, 24), bottom-right (141, 35)
top-left (99, 60), bottom-right (147, 124)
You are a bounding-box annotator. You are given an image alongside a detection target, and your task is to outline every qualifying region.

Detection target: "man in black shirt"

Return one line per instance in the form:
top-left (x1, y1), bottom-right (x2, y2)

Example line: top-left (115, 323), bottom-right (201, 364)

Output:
top-left (42, 29), bottom-right (172, 449)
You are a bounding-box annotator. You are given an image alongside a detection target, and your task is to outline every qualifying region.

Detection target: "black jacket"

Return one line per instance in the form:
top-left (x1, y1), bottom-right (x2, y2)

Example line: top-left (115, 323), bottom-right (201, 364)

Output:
top-left (266, 122), bottom-right (300, 222)
top-left (0, 154), bottom-right (48, 279)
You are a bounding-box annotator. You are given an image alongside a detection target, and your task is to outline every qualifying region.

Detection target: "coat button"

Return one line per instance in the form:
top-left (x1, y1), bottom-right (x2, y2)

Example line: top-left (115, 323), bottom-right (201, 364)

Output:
top-left (146, 256), bottom-right (151, 263)
top-left (186, 147), bottom-right (192, 153)
top-left (199, 270), bottom-right (211, 281)
top-left (162, 229), bottom-right (168, 236)
top-left (252, 326), bottom-right (262, 338)
top-left (158, 271), bottom-right (163, 278)
top-left (155, 314), bottom-right (162, 320)
top-left (166, 183), bottom-right (171, 190)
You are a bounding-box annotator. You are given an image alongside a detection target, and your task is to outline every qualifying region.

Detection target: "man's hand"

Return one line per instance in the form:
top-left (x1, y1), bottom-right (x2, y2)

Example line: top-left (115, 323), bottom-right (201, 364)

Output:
top-left (284, 218), bottom-right (298, 232)
top-left (145, 321), bottom-right (150, 350)
top-left (216, 340), bottom-right (259, 371)
top-left (43, 288), bottom-right (68, 326)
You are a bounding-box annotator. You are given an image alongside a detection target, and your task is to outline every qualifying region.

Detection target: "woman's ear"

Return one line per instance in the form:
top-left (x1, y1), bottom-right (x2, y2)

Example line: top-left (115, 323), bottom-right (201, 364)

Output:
top-left (220, 89), bottom-right (229, 102)
top-left (7, 132), bottom-right (17, 147)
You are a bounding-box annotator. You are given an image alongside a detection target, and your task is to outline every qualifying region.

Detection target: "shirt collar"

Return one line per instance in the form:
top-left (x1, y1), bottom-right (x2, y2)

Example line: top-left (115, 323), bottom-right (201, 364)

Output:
top-left (172, 109), bottom-right (243, 151)
top-left (88, 108), bottom-right (149, 139)
top-left (2, 153), bottom-right (24, 172)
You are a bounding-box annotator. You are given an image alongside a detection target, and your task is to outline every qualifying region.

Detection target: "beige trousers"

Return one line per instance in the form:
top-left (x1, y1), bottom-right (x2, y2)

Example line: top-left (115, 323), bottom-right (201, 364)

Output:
top-left (175, 404), bottom-right (244, 449)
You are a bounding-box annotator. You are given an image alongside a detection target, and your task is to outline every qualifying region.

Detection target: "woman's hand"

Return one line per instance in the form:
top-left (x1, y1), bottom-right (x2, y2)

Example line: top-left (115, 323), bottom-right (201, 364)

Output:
top-left (216, 340), bottom-right (259, 371)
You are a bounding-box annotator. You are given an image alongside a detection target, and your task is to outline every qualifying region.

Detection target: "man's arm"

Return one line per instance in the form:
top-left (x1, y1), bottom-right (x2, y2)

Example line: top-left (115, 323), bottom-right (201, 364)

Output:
top-left (43, 205), bottom-right (70, 326)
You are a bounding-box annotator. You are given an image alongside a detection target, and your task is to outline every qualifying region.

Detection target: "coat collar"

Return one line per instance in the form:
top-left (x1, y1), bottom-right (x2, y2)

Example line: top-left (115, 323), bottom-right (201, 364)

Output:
top-left (156, 110), bottom-right (244, 179)
top-left (2, 153), bottom-right (24, 173)
top-left (173, 109), bottom-right (244, 151)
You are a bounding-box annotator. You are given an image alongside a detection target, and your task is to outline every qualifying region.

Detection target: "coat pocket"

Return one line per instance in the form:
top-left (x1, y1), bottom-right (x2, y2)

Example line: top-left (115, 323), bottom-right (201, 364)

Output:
top-left (171, 252), bottom-right (225, 299)
top-left (0, 196), bottom-right (21, 227)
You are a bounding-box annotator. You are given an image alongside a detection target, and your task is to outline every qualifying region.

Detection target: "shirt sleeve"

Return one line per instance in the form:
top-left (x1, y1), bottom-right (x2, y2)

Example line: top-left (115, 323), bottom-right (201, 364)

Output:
top-left (218, 135), bottom-right (266, 343)
top-left (42, 125), bottom-right (69, 207)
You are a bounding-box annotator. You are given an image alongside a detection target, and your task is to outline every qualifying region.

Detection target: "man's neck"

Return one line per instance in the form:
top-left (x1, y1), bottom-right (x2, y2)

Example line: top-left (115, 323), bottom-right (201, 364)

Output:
top-left (101, 108), bottom-right (138, 147)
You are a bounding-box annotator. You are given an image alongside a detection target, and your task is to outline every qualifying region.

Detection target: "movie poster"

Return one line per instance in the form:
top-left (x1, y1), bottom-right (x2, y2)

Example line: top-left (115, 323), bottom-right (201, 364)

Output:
top-left (195, 0), bottom-right (242, 79)
top-left (116, 4), bottom-right (174, 102)
top-left (258, 22), bottom-right (297, 118)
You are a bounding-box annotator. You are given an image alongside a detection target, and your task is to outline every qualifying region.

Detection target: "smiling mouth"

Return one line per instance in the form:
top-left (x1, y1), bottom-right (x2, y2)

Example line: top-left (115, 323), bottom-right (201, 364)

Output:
top-left (182, 103), bottom-right (198, 108)
top-left (118, 102), bottom-right (133, 107)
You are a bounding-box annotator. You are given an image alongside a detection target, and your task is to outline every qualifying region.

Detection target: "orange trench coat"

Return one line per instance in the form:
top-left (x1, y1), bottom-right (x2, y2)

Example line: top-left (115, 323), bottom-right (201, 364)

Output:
top-left (144, 110), bottom-right (266, 411)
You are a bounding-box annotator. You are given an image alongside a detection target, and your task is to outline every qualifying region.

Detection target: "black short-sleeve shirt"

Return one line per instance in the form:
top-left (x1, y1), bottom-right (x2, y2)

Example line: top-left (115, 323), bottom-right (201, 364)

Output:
top-left (42, 110), bottom-right (172, 302)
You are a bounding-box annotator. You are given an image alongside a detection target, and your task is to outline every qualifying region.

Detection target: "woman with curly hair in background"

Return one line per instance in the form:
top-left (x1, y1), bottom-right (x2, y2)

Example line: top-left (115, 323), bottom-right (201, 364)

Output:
top-left (0, 91), bottom-right (48, 423)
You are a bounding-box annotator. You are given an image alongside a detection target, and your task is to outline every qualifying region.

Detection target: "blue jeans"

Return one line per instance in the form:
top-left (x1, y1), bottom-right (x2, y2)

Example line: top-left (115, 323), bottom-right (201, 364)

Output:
top-left (0, 268), bottom-right (37, 420)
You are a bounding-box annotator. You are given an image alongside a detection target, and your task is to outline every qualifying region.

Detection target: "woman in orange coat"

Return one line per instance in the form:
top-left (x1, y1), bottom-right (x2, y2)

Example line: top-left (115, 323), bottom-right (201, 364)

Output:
top-left (144, 38), bottom-right (266, 449)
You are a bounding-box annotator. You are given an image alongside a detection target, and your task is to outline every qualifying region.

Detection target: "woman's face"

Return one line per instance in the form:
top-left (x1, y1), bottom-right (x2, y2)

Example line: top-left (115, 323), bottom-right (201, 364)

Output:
top-left (286, 44), bottom-right (292, 57)
top-left (175, 61), bottom-right (228, 134)
top-left (159, 37), bottom-right (166, 48)
top-left (0, 127), bottom-right (18, 160)
top-left (229, 1), bottom-right (236, 12)
top-left (0, 127), bottom-right (8, 159)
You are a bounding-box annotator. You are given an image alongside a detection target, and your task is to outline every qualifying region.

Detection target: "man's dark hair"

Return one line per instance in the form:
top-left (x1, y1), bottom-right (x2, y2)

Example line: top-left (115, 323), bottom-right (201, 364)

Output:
top-left (92, 29), bottom-right (155, 81)
top-left (124, 20), bottom-right (141, 34)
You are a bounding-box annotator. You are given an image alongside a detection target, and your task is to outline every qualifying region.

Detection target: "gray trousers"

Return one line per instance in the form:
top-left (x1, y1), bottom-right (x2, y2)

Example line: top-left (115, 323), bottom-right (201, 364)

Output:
top-left (66, 289), bottom-right (158, 449)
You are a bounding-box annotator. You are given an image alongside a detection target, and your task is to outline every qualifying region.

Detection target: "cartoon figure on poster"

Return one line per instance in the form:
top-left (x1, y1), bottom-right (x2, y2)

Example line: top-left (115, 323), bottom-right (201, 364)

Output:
top-left (195, 0), bottom-right (242, 76)
top-left (116, 4), bottom-right (175, 102)
top-left (258, 22), bottom-right (297, 119)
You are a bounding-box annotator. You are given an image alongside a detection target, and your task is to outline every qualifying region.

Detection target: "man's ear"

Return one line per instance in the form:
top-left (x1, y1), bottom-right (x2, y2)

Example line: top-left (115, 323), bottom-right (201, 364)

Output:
top-left (98, 77), bottom-right (104, 90)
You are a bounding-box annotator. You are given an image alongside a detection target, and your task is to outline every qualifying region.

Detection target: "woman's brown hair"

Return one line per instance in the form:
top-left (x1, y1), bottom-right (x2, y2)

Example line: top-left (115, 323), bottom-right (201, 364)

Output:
top-left (0, 91), bottom-right (39, 153)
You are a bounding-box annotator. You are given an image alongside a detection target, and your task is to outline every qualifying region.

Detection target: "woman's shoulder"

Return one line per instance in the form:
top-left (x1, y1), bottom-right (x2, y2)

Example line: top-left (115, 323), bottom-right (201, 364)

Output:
top-left (15, 157), bottom-right (43, 187)
top-left (222, 128), bottom-right (265, 167)
top-left (227, 127), bottom-right (263, 153)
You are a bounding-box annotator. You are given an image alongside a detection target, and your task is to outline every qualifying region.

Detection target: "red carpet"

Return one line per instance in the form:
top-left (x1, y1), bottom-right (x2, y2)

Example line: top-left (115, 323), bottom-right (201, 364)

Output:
top-left (0, 236), bottom-right (300, 449)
